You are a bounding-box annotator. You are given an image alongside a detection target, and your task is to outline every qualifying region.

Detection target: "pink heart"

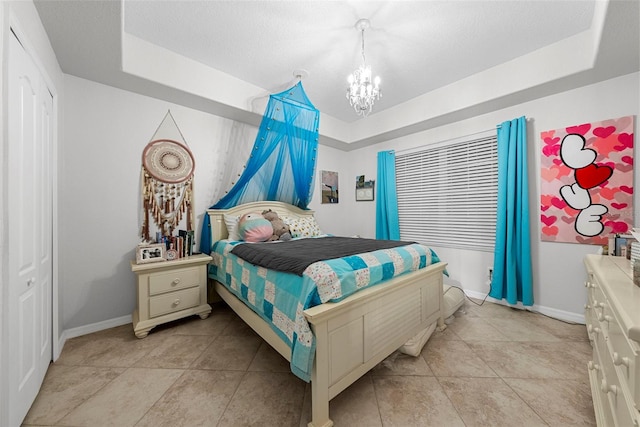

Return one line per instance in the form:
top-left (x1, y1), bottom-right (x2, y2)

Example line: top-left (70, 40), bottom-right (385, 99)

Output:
top-left (550, 197), bottom-right (566, 210)
top-left (566, 124), bottom-right (591, 135)
top-left (552, 158), bottom-right (563, 166)
top-left (616, 164), bottom-right (633, 173)
top-left (599, 187), bottom-right (617, 200)
top-left (542, 226), bottom-right (559, 236)
top-left (593, 126), bottom-right (616, 139)
top-left (541, 215), bottom-right (557, 226)
top-left (620, 186), bottom-right (634, 194)
top-left (604, 220), bottom-right (629, 233)
top-left (541, 205), bottom-right (550, 212)
top-left (622, 155), bottom-right (633, 165)
top-left (542, 144), bottom-right (560, 157)
top-left (541, 194), bottom-right (553, 205)
top-left (561, 216), bottom-right (574, 224)
top-left (618, 133), bottom-right (634, 148)
top-left (611, 202), bottom-right (628, 210)
top-left (543, 136), bottom-right (560, 146)
top-left (541, 168), bottom-right (559, 182)
top-left (575, 235), bottom-right (592, 244)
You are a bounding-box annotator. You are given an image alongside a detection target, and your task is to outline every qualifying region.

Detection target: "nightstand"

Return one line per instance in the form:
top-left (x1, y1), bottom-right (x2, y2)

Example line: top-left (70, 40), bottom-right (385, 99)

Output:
top-left (130, 253), bottom-right (212, 338)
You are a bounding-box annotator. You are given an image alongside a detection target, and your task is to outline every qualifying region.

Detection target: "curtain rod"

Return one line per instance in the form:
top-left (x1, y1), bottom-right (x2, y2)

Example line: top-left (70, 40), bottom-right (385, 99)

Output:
top-left (393, 127), bottom-right (497, 155)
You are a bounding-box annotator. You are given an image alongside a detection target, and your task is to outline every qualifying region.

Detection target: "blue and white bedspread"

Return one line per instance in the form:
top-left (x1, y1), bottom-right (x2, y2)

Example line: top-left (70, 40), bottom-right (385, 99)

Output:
top-left (209, 237), bottom-right (442, 381)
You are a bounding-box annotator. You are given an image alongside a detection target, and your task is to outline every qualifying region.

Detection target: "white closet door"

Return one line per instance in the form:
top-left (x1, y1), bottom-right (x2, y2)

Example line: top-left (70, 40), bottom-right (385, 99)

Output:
top-left (7, 30), bottom-right (53, 426)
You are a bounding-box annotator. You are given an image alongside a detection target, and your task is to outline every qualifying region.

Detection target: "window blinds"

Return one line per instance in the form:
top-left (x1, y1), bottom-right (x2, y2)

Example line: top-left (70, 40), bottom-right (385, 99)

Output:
top-left (395, 135), bottom-right (498, 252)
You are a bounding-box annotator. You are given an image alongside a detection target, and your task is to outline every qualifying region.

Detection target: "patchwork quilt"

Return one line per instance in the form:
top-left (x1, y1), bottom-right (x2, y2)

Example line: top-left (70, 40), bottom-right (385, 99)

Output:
top-left (209, 237), bottom-right (442, 381)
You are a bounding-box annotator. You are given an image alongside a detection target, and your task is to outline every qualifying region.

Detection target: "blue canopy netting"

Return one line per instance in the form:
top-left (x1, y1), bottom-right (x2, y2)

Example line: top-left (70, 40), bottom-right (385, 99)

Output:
top-left (200, 82), bottom-right (320, 253)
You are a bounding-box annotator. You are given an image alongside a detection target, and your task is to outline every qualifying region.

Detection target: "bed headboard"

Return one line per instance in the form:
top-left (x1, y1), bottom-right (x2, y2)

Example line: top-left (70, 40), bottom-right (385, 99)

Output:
top-left (206, 201), bottom-right (316, 243)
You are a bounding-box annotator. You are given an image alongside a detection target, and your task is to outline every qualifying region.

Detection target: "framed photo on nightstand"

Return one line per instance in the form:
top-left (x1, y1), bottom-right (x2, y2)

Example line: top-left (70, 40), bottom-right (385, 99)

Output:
top-left (135, 243), bottom-right (166, 264)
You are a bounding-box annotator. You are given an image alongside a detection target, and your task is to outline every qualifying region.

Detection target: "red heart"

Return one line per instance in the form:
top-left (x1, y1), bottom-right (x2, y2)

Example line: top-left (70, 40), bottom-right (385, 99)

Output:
top-left (541, 215), bottom-right (557, 226)
top-left (540, 205), bottom-right (550, 212)
top-left (593, 126), bottom-right (616, 138)
top-left (611, 202), bottom-right (628, 210)
top-left (566, 124), bottom-right (591, 135)
top-left (575, 164), bottom-right (613, 189)
top-left (543, 136), bottom-right (560, 145)
top-left (622, 156), bottom-right (633, 165)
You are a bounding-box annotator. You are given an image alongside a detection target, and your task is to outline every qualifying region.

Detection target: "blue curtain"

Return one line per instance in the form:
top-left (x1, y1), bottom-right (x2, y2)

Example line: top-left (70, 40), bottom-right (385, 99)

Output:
top-left (376, 150), bottom-right (400, 240)
top-left (490, 117), bottom-right (533, 306)
top-left (199, 82), bottom-right (319, 253)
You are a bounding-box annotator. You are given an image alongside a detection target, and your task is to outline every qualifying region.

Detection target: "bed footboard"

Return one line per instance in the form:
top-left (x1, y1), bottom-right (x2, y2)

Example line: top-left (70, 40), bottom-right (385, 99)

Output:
top-left (304, 261), bottom-right (445, 427)
top-left (213, 261), bottom-right (446, 427)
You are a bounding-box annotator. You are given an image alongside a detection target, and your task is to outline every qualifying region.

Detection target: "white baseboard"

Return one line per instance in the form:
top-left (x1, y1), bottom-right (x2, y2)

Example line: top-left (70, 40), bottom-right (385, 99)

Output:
top-left (54, 314), bottom-right (132, 361)
top-left (463, 289), bottom-right (585, 324)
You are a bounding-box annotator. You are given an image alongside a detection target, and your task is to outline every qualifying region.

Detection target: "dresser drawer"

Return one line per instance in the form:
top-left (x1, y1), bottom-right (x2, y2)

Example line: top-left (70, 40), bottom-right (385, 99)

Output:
top-left (149, 287), bottom-right (200, 318)
top-left (148, 266), bottom-right (200, 295)
top-left (607, 312), bottom-right (640, 411)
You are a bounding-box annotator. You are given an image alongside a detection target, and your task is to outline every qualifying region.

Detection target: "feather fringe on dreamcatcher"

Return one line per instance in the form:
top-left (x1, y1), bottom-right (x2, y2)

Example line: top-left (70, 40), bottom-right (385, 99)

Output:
top-left (140, 112), bottom-right (195, 241)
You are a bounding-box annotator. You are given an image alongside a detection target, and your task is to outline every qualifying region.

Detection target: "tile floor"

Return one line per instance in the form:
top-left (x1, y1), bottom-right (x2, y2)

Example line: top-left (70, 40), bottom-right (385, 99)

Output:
top-left (23, 297), bottom-right (596, 426)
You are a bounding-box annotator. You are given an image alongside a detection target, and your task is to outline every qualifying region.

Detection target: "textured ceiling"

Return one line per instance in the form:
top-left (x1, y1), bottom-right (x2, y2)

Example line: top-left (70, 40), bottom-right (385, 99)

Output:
top-left (34, 0), bottom-right (598, 122)
top-left (122, 1), bottom-right (595, 122)
top-left (33, 0), bottom-right (639, 146)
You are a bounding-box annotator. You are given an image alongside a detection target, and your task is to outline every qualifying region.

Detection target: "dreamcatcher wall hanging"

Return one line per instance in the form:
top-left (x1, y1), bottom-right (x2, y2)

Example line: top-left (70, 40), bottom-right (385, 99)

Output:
top-left (140, 111), bottom-right (195, 241)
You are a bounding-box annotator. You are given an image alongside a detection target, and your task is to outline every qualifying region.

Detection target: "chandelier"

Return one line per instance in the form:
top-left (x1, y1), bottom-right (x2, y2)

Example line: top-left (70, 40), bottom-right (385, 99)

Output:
top-left (346, 19), bottom-right (381, 117)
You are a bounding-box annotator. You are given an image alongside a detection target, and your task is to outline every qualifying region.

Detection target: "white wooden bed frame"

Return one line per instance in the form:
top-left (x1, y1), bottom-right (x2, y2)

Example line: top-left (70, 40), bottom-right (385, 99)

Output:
top-left (206, 201), bottom-right (447, 427)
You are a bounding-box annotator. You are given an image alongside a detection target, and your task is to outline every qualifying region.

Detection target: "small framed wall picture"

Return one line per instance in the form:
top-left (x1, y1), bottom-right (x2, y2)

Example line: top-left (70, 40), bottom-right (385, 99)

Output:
top-left (356, 180), bottom-right (375, 201)
top-left (136, 243), bottom-right (167, 264)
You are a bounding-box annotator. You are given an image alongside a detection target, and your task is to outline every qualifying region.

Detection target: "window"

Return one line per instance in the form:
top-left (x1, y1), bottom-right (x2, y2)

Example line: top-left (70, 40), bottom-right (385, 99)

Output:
top-left (395, 134), bottom-right (498, 252)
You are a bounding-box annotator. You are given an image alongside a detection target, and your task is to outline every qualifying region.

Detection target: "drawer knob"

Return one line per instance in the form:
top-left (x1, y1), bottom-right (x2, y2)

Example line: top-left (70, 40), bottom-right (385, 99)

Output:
top-left (172, 278), bottom-right (181, 286)
top-left (613, 352), bottom-right (630, 367)
top-left (598, 313), bottom-right (612, 323)
top-left (588, 325), bottom-right (600, 334)
top-left (172, 299), bottom-right (181, 307)
top-left (588, 361), bottom-right (600, 371)
top-left (600, 379), bottom-right (617, 395)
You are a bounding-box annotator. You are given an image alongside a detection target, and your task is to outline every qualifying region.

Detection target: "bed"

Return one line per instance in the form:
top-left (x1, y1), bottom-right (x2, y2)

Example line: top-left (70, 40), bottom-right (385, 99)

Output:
top-left (205, 201), bottom-right (447, 427)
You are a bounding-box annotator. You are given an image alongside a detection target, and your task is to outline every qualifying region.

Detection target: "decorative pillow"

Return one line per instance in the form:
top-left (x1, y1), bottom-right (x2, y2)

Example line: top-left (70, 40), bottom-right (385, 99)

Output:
top-left (223, 214), bottom-right (240, 240)
top-left (237, 212), bottom-right (273, 242)
top-left (282, 215), bottom-right (323, 238)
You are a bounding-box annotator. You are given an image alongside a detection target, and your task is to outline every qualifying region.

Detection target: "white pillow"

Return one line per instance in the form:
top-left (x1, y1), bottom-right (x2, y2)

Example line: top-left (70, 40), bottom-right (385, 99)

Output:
top-left (223, 214), bottom-right (240, 241)
top-left (282, 215), bottom-right (323, 238)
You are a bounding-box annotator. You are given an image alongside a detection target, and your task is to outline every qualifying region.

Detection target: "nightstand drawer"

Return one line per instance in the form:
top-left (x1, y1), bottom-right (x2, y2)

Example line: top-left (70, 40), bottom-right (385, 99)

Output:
top-left (149, 287), bottom-right (200, 318)
top-left (149, 266), bottom-right (200, 295)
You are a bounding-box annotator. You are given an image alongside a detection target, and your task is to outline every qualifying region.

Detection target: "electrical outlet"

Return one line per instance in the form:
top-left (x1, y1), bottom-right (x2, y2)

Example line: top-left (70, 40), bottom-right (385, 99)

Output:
top-left (486, 267), bottom-right (493, 282)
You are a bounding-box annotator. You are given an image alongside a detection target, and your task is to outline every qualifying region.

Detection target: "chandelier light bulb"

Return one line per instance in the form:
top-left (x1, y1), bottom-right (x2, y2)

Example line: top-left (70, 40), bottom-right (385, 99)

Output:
top-left (346, 18), bottom-right (381, 117)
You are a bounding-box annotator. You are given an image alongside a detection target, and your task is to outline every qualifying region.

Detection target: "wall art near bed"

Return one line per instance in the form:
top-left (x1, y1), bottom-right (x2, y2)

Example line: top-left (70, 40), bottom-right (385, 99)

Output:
top-left (356, 175), bottom-right (375, 201)
top-left (321, 170), bottom-right (339, 203)
top-left (540, 115), bottom-right (635, 245)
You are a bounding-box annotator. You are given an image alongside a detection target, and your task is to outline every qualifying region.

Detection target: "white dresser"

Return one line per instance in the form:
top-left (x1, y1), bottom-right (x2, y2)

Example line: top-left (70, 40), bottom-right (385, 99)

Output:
top-left (584, 255), bottom-right (640, 426)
